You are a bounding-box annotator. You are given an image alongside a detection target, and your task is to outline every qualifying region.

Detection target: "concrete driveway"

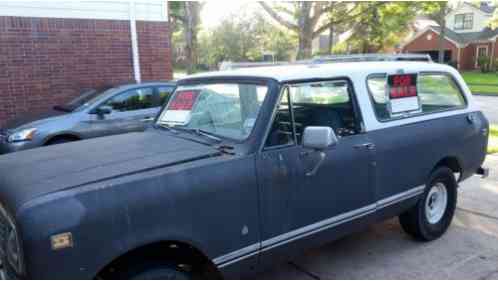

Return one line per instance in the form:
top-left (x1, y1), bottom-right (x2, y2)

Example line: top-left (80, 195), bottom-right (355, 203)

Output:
top-left (475, 95), bottom-right (498, 124)
top-left (258, 156), bottom-right (498, 279)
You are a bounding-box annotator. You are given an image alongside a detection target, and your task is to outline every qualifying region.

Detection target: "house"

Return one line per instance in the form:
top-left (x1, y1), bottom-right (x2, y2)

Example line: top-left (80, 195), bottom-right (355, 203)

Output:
top-left (0, 0), bottom-right (172, 126)
top-left (401, 2), bottom-right (497, 70)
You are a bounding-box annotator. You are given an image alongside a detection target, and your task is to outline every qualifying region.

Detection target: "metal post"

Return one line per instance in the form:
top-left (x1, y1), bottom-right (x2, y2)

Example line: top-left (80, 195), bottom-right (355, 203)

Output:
top-left (129, 0), bottom-right (141, 83)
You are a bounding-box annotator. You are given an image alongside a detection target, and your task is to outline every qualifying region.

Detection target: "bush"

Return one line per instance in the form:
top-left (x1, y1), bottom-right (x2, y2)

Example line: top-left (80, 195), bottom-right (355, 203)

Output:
top-left (477, 55), bottom-right (491, 73)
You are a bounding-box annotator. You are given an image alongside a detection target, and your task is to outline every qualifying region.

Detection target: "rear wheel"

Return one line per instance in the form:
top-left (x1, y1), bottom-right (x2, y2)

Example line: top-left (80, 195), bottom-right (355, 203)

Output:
top-left (399, 167), bottom-right (457, 241)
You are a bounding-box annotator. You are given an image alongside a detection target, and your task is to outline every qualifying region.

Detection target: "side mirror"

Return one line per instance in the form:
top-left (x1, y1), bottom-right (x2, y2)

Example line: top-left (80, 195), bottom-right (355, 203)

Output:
top-left (95, 106), bottom-right (112, 116)
top-left (302, 126), bottom-right (337, 150)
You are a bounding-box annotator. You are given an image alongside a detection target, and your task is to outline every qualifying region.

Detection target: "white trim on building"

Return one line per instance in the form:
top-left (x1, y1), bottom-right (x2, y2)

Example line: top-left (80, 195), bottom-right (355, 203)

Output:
top-left (0, 0), bottom-right (168, 22)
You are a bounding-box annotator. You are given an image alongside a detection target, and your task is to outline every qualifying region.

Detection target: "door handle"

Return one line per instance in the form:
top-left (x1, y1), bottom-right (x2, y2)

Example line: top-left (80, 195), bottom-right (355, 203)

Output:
top-left (353, 143), bottom-right (375, 150)
top-left (141, 117), bottom-right (154, 122)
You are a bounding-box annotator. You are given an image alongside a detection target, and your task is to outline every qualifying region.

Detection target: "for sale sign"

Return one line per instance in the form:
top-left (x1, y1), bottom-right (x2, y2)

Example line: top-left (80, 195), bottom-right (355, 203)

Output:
top-left (161, 90), bottom-right (201, 125)
top-left (387, 73), bottom-right (420, 115)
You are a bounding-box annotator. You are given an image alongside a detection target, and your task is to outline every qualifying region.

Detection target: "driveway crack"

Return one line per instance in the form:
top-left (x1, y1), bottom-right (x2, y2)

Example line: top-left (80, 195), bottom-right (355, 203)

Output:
top-left (288, 261), bottom-right (321, 280)
top-left (456, 207), bottom-right (498, 221)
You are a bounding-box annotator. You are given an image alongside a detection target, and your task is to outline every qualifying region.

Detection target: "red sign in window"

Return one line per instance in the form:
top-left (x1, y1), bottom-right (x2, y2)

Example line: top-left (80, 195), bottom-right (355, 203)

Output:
top-left (388, 74), bottom-right (418, 99)
top-left (168, 90), bottom-right (199, 110)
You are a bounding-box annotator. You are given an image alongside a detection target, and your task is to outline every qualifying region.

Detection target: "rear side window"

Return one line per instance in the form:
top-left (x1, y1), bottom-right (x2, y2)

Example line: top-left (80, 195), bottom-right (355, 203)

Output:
top-left (367, 73), bottom-right (466, 121)
top-left (157, 86), bottom-right (175, 106)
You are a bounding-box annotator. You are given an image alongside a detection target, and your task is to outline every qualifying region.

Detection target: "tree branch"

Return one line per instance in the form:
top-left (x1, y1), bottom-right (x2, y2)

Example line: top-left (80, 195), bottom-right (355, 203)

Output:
top-left (312, 3), bottom-right (381, 38)
top-left (259, 2), bottom-right (299, 31)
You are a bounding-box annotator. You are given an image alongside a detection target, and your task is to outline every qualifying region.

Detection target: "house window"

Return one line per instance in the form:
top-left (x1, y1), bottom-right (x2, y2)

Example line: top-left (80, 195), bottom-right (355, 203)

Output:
top-left (454, 13), bottom-right (473, 30)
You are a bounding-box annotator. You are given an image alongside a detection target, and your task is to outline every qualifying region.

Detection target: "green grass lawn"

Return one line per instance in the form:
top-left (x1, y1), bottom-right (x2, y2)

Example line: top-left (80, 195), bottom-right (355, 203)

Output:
top-left (488, 124), bottom-right (498, 154)
top-left (461, 72), bottom-right (498, 95)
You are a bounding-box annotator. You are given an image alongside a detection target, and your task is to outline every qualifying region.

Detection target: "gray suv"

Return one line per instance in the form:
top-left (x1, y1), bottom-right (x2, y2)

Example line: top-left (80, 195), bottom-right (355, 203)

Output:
top-left (0, 82), bottom-right (175, 154)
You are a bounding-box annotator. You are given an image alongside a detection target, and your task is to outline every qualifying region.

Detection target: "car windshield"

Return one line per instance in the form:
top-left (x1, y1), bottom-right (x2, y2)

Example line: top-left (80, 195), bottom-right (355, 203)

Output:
top-left (54, 88), bottom-right (114, 112)
top-left (157, 82), bottom-right (269, 141)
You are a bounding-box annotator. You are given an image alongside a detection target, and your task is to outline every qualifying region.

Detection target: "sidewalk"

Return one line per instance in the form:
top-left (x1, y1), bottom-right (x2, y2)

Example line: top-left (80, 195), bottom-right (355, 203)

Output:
top-left (258, 155), bottom-right (498, 279)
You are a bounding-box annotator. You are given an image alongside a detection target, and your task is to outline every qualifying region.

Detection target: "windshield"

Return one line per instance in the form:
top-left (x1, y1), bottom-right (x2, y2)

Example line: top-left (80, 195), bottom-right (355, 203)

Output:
top-left (71, 87), bottom-right (116, 111)
top-left (55, 88), bottom-right (114, 112)
top-left (157, 82), bottom-right (269, 141)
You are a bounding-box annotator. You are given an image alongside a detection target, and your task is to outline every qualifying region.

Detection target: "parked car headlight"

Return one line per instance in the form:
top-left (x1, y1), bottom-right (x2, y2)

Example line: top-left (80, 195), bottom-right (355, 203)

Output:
top-left (7, 128), bottom-right (37, 143)
top-left (6, 229), bottom-right (22, 274)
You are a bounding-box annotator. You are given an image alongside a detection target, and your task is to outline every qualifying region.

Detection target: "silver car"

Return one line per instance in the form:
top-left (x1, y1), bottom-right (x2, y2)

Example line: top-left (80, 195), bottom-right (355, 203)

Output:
top-left (0, 82), bottom-right (175, 154)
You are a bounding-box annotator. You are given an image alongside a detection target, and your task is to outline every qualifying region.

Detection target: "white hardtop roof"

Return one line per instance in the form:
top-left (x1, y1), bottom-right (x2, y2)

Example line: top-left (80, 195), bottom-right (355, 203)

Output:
top-left (182, 61), bottom-right (457, 83)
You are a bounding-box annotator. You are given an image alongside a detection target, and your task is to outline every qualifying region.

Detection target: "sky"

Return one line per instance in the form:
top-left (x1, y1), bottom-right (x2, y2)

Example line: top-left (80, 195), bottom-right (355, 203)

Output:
top-left (201, 1), bottom-right (260, 29)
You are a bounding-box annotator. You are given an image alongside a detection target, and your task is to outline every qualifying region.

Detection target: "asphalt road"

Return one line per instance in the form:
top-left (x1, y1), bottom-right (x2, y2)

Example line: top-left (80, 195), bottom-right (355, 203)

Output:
top-left (257, 156), bottom-right (498, 279)
top-left (475, 95), bottom-right (498, 124)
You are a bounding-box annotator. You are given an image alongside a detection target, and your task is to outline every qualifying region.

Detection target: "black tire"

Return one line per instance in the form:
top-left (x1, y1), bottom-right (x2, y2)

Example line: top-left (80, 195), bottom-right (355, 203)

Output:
top-left (113, 262), bottom-right (193, 280)
top-left (399, 167), bottom-right (457, 241)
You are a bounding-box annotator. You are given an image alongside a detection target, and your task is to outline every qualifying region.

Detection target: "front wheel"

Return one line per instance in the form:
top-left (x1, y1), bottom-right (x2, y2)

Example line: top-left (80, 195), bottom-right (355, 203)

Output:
top-left (399, 167), bottom-right (457, 241)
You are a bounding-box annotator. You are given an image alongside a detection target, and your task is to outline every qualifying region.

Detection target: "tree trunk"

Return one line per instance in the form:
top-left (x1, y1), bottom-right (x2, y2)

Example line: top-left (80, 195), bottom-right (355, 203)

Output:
top-left (327, 25), bottom-right (334, 55)
top-left (184, 2), bottom-right (199, 74)
top-left (296, 2), bottom-right (313, 60)
top-left (297, 32), bottom-right (313, 60)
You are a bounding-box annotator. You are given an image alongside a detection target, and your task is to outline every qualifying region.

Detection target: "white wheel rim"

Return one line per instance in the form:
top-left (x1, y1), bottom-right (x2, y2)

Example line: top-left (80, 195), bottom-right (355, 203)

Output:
top-left (425, 182), bottom-right (448, 224)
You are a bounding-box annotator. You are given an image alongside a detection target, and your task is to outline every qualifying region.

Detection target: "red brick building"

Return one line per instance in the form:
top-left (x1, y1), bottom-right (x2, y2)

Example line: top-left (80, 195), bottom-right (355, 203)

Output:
top-left (0, 0), bottom-right (172, 126)
top-left (402, 2), bottom-right (497, 71)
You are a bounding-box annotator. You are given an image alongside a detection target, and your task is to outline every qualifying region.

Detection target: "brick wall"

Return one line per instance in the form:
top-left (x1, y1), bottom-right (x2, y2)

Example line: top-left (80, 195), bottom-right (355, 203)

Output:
top-left (0, 16), bottom-right (172, 126)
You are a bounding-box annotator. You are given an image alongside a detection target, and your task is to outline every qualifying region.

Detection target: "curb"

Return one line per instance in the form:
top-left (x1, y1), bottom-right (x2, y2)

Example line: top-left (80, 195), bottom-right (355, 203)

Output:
top-left (473, 93), bottom-right (498, 96)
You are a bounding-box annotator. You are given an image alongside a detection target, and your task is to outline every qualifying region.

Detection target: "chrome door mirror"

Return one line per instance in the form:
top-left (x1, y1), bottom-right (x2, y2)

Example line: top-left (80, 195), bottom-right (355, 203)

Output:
top-left (302, 126), bottom-right (337, 150)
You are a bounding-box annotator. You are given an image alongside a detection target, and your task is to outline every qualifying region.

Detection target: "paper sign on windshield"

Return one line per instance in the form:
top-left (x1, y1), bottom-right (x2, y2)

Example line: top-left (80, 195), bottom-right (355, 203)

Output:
top-left (387, 74), bottom-right (420, 114)
top-left (162, 90), bottom-right (200, 124)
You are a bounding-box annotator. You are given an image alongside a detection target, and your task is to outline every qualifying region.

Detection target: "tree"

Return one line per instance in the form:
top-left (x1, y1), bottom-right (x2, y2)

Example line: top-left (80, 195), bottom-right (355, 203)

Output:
top-left (421, 1), bottom-right (457, 63)
top-left (259, 2), bottom-right (374, 59)
top-left (198, 13), bottom-right (296, 68)
top-left (490, 0), bottom-right (498, 28)
top-left (168, 2), bottom-right (202, 74)
top-left (345, 2), bottom-right (421, 53)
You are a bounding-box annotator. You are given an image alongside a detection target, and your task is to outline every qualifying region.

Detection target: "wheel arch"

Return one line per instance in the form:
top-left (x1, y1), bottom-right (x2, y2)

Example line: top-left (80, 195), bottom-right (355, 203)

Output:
top-left (432, 156), bottom-right (462, 182)
top-left (43, 133), bottom-right (82, 145)
top-left (95, 239), bottom-right (221, 279)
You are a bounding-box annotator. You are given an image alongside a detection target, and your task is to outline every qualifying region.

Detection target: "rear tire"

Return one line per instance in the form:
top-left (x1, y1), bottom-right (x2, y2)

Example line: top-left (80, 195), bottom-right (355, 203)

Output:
top-left (399, 167), bottom-right (457, 241)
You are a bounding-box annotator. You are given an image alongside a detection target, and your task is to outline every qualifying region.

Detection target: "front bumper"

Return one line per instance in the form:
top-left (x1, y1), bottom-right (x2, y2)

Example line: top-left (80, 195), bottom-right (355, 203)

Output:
top-left (0, 137), bottom-right (38, 155)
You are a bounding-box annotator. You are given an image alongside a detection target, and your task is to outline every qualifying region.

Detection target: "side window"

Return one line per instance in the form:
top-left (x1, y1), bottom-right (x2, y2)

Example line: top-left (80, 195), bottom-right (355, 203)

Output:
top-left (157, 86), bottom-right (175, 106)
top-left (265, 89), bottom-right (295, 148)
top-left (367, 76), bottom-right (390, 120)
top-left (367, 73), bottom-right (466, 120)
top-left (105, 88), bottom-right (155, 112)
top-left (288, 80), bottom-right (359, 144)
top-left (418, 74), bottom-right (466, 112)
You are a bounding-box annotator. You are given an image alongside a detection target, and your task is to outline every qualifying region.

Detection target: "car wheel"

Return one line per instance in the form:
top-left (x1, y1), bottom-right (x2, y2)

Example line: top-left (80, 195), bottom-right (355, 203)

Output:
top-left (399, 167), bottom-right (457, 241)
top-left (116, 262), bottom-right (193, 280)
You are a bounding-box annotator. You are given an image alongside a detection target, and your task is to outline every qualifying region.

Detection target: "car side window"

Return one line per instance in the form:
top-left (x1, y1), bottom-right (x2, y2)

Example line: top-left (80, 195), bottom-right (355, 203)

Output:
top-left (157, 86), bottom-right (175, 106)
top-left (418, 74), bottom-right (466, 112)
top-left (265, 89), bottom-right (295, 148)
top-left (367, 73), bottom-right (466, 121)
top-left (288, 80), bottom-right (360, 144)
top-left (104, 87), bottom-right (156, 112)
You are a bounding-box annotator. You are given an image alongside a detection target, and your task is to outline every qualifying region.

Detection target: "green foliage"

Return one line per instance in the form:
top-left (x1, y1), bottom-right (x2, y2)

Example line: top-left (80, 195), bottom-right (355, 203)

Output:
top-left (343, 2), bottom-right (420, 53)
top-left (478, 55), bottom-right (491, 73)
top-left (198, 13), bottom-right (296, 68)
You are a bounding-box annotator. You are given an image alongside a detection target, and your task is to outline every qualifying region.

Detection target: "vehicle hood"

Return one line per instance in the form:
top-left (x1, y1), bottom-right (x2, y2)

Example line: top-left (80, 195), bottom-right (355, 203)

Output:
top-left (3, 109), bottom-right (70, 131)
top-left (0, 131), bottom-right (221, 213)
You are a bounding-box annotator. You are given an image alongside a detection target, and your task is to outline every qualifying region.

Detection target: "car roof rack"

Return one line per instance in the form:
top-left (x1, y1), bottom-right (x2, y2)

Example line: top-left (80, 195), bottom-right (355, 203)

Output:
top-left (312, 53), bottom-right (433, 63)
top-left (218, 54), bottom-right (432, 70)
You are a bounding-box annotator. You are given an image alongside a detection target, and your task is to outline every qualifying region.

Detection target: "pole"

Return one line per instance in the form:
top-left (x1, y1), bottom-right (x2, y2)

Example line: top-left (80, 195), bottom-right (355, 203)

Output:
top-left (129, 0), bottom-right (141, 83)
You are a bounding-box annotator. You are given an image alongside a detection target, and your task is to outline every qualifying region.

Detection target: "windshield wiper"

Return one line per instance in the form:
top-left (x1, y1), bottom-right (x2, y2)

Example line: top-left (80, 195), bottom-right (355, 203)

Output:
top-left (187, 128), bottom-right (222, 142)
